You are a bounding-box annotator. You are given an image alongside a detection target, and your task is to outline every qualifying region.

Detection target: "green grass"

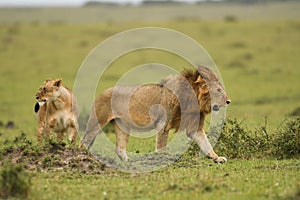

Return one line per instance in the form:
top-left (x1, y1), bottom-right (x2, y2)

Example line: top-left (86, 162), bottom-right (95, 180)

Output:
top-left (0, 132), bottom-right (299, 200)
top-left (23, 159), bottom-right (300, 200)
top-left (0, 2), bottom-right (300, 200)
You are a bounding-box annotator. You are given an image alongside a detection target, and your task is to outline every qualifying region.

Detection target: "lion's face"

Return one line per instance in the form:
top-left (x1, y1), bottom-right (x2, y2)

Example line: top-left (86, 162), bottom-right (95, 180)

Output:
top-left (35, 78), bottom-right (62, 106)
top-left (207, 81), bottom-right (231, 112)
top-left (194, 68), bottom-right (231, 113)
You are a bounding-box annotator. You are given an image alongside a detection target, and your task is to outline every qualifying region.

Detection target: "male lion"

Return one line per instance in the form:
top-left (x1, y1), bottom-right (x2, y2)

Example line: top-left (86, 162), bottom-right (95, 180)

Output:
top-left (81, 66), bottom-right (231, 163)
top-left (35, 78), bottom-right (79, 145)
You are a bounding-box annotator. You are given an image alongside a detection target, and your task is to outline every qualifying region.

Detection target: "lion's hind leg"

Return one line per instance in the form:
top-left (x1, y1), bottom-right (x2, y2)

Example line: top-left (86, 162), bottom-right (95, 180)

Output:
top-left (80, 123), bottom-right (100, 149)
top-left (112, 120), bottom-right (130, 162)
top-left (80, 111), bottom-right (102, 149)
top-left (155, 130), bottom-right (169, 152)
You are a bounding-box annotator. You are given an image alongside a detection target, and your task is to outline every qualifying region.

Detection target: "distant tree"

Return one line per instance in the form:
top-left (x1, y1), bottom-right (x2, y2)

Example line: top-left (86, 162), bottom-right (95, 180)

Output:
top-left (142, 0), bottom-right (184, 5)
top-left (222, 0), bottom-right (296, 3)
top-left (84, 1), bottom-right (120, 7)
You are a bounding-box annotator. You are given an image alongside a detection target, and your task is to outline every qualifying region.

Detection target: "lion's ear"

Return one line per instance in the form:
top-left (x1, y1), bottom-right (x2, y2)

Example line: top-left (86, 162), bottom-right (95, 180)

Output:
top-left (194, 75), bottom-right (206, 86)
top-left (201, 85), bottom-right (209, 94)
top-left (195, 75), bottom-right (209, 93)
top-left (53, 78), bottom-right (62, 87)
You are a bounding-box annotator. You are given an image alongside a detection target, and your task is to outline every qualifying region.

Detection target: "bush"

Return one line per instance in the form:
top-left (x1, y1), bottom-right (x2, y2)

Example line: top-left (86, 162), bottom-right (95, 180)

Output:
top-left (273, 118), bottom-right (300, 159)
top-left (215, 118), bottom-right (271, 159)
top-left (0, 163), bottom-right (31, 199)
top-left (187, 117), bottom-right (300, 160)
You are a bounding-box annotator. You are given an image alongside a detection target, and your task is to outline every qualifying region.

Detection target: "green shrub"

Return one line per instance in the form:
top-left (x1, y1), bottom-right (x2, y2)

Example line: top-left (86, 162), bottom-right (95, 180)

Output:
top-left (215, 118), bottom-right (270, 159)
top-left (273, 118), bottom-right (300, 159)
top-left (216, 117), bottom-right (300, 159)
top-left (0, 163), bottom-right (31, 199)
top-left (187, 117), bottom-right (300, 160)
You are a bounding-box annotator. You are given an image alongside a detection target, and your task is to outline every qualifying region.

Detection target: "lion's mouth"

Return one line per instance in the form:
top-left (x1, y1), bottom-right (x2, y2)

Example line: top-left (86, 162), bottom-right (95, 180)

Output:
top-left (212, 105), bottom-right (220, 112)
top-left (36, 99), bottom-right (47, 107)
top-left (38, 101), bottom-right (46, 106)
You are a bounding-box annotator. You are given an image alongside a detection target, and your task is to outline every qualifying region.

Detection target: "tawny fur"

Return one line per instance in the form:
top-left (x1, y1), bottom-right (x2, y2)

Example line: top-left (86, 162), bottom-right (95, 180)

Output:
top-left (81, 66), bottom-right (230, 163)
top-left (35, 78), bottom-right (79, 145)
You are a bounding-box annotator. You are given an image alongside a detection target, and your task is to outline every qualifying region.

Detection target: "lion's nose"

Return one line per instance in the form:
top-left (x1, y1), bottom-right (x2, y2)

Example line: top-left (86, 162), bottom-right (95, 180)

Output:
top-left (36, 96), bottom-right (39, 100)
top-left (226, 100), bottom-right (231, 105)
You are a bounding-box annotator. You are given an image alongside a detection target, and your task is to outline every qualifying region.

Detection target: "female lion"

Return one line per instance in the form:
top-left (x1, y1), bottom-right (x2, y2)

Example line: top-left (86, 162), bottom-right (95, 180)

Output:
top-left (35, 78), bottom-right (79, 145)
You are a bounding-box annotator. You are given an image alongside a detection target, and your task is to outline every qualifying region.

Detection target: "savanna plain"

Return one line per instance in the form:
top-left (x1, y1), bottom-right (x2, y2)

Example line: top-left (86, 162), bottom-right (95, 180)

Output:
top-left (0, 2), bottom-right (299, 200)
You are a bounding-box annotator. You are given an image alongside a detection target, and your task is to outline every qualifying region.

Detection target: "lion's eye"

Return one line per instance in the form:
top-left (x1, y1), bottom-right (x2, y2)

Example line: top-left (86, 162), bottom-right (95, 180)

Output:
top-left (43, 87), bottom-right (46, 92)
top-left (217, 88), bottom-right (222, 93)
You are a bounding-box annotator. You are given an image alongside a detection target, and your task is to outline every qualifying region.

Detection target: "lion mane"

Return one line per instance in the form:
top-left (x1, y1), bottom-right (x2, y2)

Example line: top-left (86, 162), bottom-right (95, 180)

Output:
top-left (160, 66), bottom-right (213, 133)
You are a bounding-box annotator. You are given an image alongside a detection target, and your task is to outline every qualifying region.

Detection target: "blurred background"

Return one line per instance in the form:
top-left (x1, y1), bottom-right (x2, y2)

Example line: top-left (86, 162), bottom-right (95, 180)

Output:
top-left (0, 0), bottom-right (299, 140)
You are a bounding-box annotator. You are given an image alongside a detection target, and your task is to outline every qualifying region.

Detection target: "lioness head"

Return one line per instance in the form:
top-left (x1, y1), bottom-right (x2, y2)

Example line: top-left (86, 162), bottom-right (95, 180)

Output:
top-left (194, 66), bottom-right (231, 113)
top-left (35, 78), bottom-right (62, 106)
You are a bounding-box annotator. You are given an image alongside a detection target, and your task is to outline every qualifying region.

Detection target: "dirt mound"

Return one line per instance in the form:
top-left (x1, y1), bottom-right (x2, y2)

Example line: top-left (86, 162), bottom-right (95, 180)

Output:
top-left (0, 133), bottom-right (105, 174)
top-left (0, 133), bottom-right (196, 174)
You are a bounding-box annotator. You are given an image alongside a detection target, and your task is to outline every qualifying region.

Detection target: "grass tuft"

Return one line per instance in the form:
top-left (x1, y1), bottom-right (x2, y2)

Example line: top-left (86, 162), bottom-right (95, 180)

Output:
top-left (0, 163), bottom-right (31, 199)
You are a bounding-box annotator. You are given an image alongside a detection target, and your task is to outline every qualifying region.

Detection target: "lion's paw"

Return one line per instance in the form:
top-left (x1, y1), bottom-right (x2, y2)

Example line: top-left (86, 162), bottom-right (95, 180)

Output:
top-left (213, 156), bottom-right (227, 164)
top-left (116, 148), bottom-right (129, 162)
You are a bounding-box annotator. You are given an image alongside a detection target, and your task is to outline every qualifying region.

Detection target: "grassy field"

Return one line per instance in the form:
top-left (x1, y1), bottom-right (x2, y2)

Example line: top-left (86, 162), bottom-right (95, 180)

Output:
top-left (0, 2), bottom-right (300, 200)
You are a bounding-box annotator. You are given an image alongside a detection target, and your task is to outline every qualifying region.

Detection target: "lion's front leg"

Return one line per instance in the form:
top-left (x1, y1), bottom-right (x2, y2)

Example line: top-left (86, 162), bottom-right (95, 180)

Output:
top-left (37, 112), bottom-right (50, 143)
top-left (37, 120), bottom-right (45, 143)
top-left (67, 118), bottom-right (78, 146)
top-left (187, 129), bottom-right (227, 163)
top-left (112, 120), bottom-right (129, 162)
top-left (207, 150), bottom-right (227, 163)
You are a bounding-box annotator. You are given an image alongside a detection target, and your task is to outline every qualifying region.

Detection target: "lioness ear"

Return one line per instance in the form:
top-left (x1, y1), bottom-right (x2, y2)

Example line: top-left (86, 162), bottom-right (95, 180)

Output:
top-left (43, 79), bottom-right (52, 84)
top-left (53, 78), bottom-right (62, 87)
